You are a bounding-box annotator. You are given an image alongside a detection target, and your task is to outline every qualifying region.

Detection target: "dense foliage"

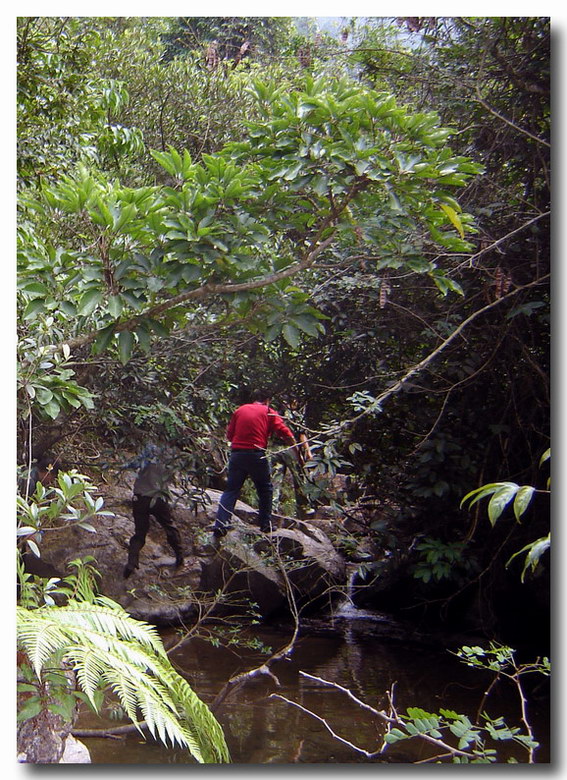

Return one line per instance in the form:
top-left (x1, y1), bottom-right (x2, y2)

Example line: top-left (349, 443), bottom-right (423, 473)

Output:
top-left (17, 15), bottom-right (550, 763)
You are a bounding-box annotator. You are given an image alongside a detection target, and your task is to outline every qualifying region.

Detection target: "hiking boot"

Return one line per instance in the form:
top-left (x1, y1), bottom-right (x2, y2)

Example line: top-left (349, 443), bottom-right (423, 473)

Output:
top-left (259, 522), bottom-right (273, 534)
top-left (123, 564), bottom-right (135, 579)
top-left (212, 525), bottom-right (229, 538)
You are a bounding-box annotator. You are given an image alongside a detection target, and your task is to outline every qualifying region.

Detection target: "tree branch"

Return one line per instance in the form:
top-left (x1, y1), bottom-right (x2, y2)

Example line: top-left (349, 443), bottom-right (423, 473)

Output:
top-left (308, 273), bottom-right (550, 443)
top-left (269, 692), bottom-right (383, 758)
top-left (454, 211), bottom-right (550, 272)
top-left (63, 234), bottom-right (337, 352)
top-left (474, 94), bottom-right (550, 148)
top-left (271, 671), bottom-right (479, 761)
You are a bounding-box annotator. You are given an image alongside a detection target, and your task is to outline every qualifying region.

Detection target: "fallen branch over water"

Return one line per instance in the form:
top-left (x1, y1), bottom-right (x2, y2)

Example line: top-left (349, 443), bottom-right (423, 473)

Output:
top-left (72, 722), bottom-right (146, 739)
top-left (209, 539), bottom-right (301, 713)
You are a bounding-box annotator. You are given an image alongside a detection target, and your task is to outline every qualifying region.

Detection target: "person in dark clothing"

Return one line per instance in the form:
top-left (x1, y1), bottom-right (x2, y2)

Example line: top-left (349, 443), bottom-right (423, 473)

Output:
top-left (122, 444), bottom-right (184, 579)
top-left (212, 390), bottom-right (300, 537)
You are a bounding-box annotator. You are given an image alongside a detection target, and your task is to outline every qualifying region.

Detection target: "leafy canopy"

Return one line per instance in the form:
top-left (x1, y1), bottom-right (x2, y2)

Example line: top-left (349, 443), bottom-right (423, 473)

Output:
top-left (18, 75), bottom-right (481, 376)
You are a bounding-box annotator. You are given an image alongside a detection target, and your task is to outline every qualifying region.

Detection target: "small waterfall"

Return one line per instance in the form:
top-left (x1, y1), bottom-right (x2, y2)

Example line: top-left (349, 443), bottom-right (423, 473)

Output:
top-left (332, 563), bottom-right (389, 621)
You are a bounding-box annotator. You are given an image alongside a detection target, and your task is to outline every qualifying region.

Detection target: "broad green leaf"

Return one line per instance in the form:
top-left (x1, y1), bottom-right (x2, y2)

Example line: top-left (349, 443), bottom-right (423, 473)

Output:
top-left (297, 101), bottom-right (319, 118)
top-left (150, 149), bottom-right (179, 178)
top-left (181, 148), bottom-right (193, 178)
top-left (209, 238), bottom-right (229, 252)
top-left (282, 323), bottom-right (300, 349)
top-left (120, 291), bottom-right (144, 310)
top-left (461, 482), bottom-right (517, 510)
top-left (507, 534), bottom-right (550, 581)
top-left (59, 301), bottom-right (77, 317)
top-left (35, 386), bottom-right (54, 405)
top-left (42, 398), bottom-right (61, 419)
top-left (17, 526), bottom-right (38, 536)
top-left (146, 318), bottom-right (169, 338)
top-left (77, 522), bottom-right (97, 533)
top-left (22, 299), bottom-right (46, 320)
top-left (135, 324), bottom-right (152, 353)
top-left (264, 324), bottom-right (281, 342)
top-left (311, 175), bottom-right (329, 196)
top-left (89, 199), bottom-right (114, 228)
top-left (17, 697), bottom-right (42, 723)
top-left (113, 202), bottom-right (137, 233)
top-left (26, 538), bottom-right (41, 557)
top-left (181, 264), bottom-right (202, 283)
top-left (118, 330), bottom-right (134, 365)
top-left (513, 486), bottom-right (535, 521)
top-left (108, 295), bottom-right (123, 318)
top-left (292, 314), bottom-right (322, 337)
top-left (60, 392), bottom-right (82, 409)
top-left (283, 161), bottom-right (304, 181)
top-left (488, 484), bottom-right (520, 526)
top-left (18, 281), bottom-right (49, 298)
top-left (92, 324), bottom-right (116, 355)
top-left (78, 289), bottom-right (103, 316)
top-left (439, 203), bottom-right (465, 239)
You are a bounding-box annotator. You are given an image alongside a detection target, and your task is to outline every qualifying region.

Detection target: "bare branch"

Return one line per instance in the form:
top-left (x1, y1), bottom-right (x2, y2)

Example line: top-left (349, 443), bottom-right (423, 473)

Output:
top-left (208, 537), bottom-right (303, 714)
top-left (454, 211), bottom-right (550, 272)
top-left (474, 93), bottom-right (550, 149)
top-left (274, 672), bottom-right (480, 761)
top-left (269, 692), bottom-right (383, 758)
top-left (302, 273), bottom-right (550, 446)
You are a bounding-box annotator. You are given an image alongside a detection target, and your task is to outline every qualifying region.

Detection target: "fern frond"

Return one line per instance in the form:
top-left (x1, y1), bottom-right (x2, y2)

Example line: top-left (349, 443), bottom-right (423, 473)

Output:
top-left (17, 601), bottom-right (230, 763)
top-left (170, 674), bottom-right (232, 763)
top-left (56, 598), bottom-right (166, 655)
top-left (67, 647), bottom-right (109, 709)
top-left (16, 607), bottom-right (69, 675)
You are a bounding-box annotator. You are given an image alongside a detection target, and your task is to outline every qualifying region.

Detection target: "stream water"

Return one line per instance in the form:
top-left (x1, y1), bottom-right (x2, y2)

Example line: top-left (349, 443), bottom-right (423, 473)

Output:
top-left (78, 605), bottom-right (550, 765)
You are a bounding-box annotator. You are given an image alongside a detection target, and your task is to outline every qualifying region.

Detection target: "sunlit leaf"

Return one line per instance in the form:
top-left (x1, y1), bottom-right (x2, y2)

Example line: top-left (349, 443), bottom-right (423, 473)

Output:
top-left (513, 486), bottom-right (535, 521)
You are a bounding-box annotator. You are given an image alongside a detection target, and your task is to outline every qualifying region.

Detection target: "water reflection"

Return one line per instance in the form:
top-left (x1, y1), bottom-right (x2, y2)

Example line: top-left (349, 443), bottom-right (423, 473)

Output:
top-left (79, 618), bottom-right (549, 764)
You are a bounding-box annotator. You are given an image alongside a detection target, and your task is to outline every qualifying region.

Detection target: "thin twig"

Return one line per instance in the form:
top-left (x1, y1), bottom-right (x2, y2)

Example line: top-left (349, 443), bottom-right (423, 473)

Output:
top-left (273, 672), bottom-right (480, 761)
top-left (453, 212), bottom-right (550, 272)
top-left (269, 692), bottom-right (383, 758)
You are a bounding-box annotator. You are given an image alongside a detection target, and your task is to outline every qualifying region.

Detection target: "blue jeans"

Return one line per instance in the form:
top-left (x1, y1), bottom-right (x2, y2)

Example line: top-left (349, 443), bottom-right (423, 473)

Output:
top-left (215, 449), bottom-right (273, 531)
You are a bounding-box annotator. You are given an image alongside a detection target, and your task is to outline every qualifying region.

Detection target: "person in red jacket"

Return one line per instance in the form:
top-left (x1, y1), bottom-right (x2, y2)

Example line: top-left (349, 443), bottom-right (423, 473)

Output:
top-left (212, 390), bottom-right (298, 537)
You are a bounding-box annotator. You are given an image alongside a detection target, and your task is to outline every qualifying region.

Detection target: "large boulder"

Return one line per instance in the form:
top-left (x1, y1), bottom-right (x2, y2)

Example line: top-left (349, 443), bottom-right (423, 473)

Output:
top-left (199, 521), bottom-right (346, 618)
top-left (33, 477), bottom-right (346, 624)
top-left (200, 531), bottom-right (288, 617)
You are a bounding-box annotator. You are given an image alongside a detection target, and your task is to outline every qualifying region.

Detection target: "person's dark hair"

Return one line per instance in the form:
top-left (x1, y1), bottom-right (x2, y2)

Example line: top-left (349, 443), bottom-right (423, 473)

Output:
top-left (251, 389), bottom-right (271, 403)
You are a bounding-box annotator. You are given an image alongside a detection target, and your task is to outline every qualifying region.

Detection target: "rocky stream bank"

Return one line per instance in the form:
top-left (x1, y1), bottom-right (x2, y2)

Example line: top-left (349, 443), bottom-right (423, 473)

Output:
top-left (18, 473), bottom-right (400, 763)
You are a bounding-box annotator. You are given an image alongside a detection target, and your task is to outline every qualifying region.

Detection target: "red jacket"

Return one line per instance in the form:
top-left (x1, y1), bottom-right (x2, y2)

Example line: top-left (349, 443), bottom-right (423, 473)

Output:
top-left (226, 402), bottom-right (294, 450)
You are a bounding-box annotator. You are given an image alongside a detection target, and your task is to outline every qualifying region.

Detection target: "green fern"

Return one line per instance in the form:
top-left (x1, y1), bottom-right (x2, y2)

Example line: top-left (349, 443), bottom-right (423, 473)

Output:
top-left (17, 597), bottom-right (230, 763)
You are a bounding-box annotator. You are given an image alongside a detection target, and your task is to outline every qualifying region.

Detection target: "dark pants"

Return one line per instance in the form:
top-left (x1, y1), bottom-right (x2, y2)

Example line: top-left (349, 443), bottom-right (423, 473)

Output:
top-left (215, 450), bottom-right (273, 531)
top-left (126, 494), bottom-right (183, 571)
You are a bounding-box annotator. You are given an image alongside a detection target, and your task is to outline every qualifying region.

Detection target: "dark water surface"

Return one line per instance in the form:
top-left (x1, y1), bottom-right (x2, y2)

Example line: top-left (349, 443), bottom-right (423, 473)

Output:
top-left (79, 611), bottom-right (550, 765)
